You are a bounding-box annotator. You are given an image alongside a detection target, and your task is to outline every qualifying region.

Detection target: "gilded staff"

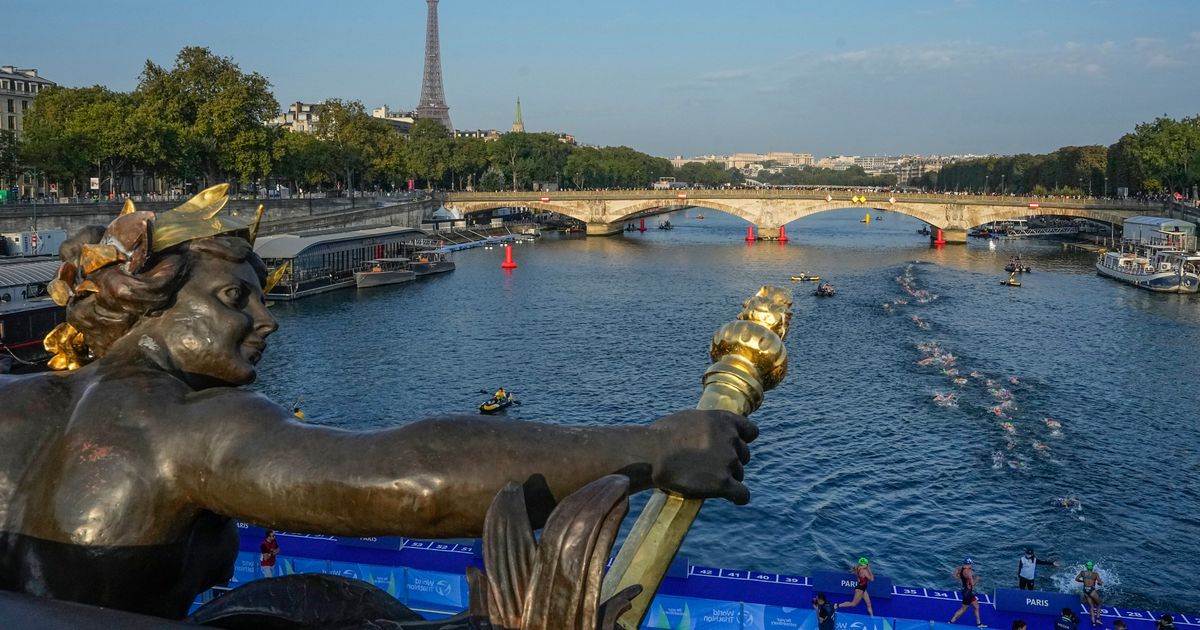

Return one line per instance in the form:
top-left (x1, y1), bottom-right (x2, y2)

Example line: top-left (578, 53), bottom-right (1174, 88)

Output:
top-left (601, 285), bottom-right (793, 629)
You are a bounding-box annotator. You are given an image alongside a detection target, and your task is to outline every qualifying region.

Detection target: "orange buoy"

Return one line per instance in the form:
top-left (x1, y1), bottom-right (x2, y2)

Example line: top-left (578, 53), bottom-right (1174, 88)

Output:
top-left (501, 244), bottom-right (517, 269)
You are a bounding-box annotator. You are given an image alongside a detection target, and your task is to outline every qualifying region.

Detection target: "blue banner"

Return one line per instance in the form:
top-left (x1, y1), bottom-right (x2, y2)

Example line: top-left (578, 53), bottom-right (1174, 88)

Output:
top-left (932, 623), bottom-right (996, 630)
top-left (229, 550), bottom-right (262, 585)
top-left (811, 571), bottom-right (894, 599)
top-left (835, 612), bottom-right (894, 630)
top-left (642, 595), bottom-right (744, 630)
top-left (739, 603), bottom-right (817, 630)
top-left (893, 620), bottom-right (931, 630)
top-left (993, 588), bottom-right (1079, 616)
top-left (277, 556), bottom-right (328, 576)
top-left (405, 568), bottom-right (468, 611)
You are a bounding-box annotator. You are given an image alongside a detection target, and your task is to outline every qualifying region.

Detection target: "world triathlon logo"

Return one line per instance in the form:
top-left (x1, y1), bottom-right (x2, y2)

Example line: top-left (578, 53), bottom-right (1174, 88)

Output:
top-left (435, 579), bottom-right (453, 597)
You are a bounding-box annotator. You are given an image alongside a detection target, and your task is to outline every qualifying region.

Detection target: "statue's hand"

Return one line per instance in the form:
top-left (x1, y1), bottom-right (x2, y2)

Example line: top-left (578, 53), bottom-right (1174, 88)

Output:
top-left (648, 410), bottom-right (758, 505)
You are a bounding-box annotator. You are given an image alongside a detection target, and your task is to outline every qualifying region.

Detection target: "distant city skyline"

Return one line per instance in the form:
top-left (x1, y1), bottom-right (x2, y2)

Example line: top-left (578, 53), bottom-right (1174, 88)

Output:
top-left (6, 0), bottom-right (1200, 158)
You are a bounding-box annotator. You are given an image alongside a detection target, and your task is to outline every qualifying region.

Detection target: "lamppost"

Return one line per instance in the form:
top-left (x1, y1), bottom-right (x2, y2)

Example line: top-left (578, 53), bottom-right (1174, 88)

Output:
top-left (984, 174), bottom-right (989, 195)
top-left (1104, 175), bottom-right (1108, 198)
top-left (1000, 174), bottom-right (1006, 195)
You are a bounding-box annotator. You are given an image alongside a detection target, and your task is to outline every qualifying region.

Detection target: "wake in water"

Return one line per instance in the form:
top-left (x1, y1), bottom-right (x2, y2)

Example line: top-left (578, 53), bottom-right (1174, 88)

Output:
top-left (897, 263), bottom-right (1070, 472)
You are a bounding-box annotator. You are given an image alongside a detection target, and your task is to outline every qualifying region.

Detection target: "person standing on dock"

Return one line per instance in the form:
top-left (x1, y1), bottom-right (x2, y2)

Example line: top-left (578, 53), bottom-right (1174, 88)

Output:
top-left (835, 557), bottom-right (875, 616)
top-left (949, 557), bottom-right (984, 627)
top-left (1076, 561), bottom-right (1103, 625)
top-left (813, 593), bottom-right (836, 630)
top-left (260, 530), bottom-right (279, 578)
top-left (1017, 547), bottom-right (1060, 589)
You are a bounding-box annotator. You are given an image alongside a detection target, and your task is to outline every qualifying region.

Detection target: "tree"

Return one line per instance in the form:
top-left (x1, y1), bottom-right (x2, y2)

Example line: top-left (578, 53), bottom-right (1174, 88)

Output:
top-left (405, 118), bottom-right (453, 189)
top-left (449, 136), bottom-right (489, 190)
top-left (135, 46), bottom-right (279, 186)
top-left (0, 130), bottom-right (19, 189)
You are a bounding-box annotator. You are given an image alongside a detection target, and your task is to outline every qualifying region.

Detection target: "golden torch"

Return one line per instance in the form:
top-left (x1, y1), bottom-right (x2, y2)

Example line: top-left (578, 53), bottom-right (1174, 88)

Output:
top-left (601, 285), bottom-right (793, 629)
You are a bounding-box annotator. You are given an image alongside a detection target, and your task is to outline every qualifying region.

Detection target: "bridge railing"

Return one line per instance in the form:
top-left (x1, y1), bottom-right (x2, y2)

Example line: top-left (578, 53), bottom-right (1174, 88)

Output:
top-left (442, 189), bottom-right (1164, 212)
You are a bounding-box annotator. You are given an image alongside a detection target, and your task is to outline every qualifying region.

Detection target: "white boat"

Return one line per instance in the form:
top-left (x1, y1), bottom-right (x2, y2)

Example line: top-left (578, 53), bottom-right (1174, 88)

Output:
top-left (354, 258), bottom-right (416, 288)
top-left (1095, 244), bottom-right (1200, 293)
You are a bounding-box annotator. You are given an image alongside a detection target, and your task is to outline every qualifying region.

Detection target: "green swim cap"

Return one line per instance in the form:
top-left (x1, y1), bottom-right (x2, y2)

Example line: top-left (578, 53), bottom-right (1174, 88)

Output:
top-left (1086, 561), bottom-right (1094, 570)
top-left (858, 557), bottom-right (869, 566)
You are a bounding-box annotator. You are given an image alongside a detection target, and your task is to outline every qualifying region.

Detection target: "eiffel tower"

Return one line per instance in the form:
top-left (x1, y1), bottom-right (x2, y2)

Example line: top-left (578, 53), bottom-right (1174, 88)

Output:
top-left (415, 0), bottom-right (453, 131)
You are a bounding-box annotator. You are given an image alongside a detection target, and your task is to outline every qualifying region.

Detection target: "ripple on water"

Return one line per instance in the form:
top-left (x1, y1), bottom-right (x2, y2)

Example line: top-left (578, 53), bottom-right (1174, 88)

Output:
top-left (254, 209), bottom-right (1200, 612)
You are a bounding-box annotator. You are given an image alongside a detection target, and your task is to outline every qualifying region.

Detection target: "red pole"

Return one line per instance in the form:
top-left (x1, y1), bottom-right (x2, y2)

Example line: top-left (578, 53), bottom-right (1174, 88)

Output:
top-left (501, 244), bottom-right (517, 269)
top-left (933, 228), bottom-right (946, 246)
top-left (745, 225), bottom-right (756, 242)
top-left (639, 217), bottom-right (646, 232)
top-left (778, 225), bottom-right (788, 243)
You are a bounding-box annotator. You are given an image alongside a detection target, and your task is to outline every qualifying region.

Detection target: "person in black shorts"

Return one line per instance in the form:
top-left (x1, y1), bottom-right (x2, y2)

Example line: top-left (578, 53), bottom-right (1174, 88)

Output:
top-left (835, 557), bottom-right (875, 616)
top-left (949, 557), bottom-right (984, 627)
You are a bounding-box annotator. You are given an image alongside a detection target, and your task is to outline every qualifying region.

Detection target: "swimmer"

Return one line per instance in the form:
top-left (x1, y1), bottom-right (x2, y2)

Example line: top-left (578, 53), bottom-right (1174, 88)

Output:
top-left (992, 451), bottom-right (1006, 468)
top-left (992, 406), bottom-right (1007, 417)
top-left (1000, 400), bottom-right (1016, 411)
top-left (948, 557), bottom-right (984, 627)
top-left (970, 370), bottom-right (983, 379)
top-left (1009, 377), bottom-right (1020, 385)
top-left (1006, 440), bottom-right (1017, 450)
top-left (1076, 561), bottom-right (1103, 625)
top-left (1044, 418), bottom-right (1062, 429)
top-left (1054, 497), bottom-right (1082, 512)
top-left (1000, 421), bottom-right (1016, 433)
top-left (953, 377), bottom-right (968, 386)
top-left (835, 557), bottom-right (875, 616)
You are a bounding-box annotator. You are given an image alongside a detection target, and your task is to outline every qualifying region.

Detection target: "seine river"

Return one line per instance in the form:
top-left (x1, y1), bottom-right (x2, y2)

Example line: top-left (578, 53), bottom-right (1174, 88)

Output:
top-left (254, 208), bottom-right (1200, 613)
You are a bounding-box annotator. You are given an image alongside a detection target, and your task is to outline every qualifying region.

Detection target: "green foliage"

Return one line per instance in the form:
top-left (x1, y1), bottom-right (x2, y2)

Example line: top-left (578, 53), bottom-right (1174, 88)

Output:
top-left (755, 165), bottom-right (896, 188)
top-left (0, 130), bottom-right (21, 185)
top-left (931, 115), bottom-right (1200, 196)
top-left (405, 119), bottom-right (453, 188)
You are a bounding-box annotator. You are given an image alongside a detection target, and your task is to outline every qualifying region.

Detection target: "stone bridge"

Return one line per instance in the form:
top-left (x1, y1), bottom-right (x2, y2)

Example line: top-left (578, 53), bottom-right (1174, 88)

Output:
top-left (443, 190), bottom-right (1170, 242)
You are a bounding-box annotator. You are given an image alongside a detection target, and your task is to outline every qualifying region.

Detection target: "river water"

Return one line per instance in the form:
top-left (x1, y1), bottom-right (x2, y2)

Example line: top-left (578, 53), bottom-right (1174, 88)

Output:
top-left (253, 208), bottom-right (1200, 613)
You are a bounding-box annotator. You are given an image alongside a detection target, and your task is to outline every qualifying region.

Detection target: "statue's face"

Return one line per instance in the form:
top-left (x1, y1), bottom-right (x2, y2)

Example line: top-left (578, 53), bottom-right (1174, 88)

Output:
top-left (153, 255), bottom-right (277, 387)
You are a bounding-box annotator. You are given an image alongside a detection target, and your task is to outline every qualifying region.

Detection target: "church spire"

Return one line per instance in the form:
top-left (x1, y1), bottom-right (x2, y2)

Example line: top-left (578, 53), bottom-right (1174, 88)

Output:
top-left (511, 97), bottom-right (525, 133)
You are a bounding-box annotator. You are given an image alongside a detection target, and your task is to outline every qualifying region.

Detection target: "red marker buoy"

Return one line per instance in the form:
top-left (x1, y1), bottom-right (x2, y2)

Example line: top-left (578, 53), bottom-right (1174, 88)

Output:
top-left (933, 228), bottom-right (946, 246)
top-left (501, 244), bottom-right (517, 269)
top-left (639, 217), bottom-right (646, 232)
top-left (778, 225), bottom-right (788, 243)
top-left (745, 225), bottom-right (756, 242)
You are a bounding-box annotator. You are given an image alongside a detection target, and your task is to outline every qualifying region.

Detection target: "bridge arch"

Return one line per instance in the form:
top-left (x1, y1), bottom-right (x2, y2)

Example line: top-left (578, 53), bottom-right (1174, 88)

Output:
top-left (606, 199), bottom-right (758, 225)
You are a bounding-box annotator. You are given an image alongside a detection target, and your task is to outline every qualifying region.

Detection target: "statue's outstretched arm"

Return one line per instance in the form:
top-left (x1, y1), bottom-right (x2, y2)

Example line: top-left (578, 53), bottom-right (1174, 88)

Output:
top-left (179, 391), bottom-right (753, 538)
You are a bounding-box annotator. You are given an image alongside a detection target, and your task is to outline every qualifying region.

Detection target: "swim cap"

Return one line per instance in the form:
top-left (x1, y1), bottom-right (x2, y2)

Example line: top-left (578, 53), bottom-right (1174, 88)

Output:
top-left (858, 557), bottom-right (869, 566)
top-left (964, 557), bottom-right (973, 565)
top-left (1086, 561), bottom-right (1094, 570)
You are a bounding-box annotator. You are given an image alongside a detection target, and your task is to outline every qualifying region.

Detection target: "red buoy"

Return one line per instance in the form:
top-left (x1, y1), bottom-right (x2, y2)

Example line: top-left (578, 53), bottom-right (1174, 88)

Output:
top-left (639, 217), bottom-right (646, 232)
top-left (501, 244), bottom-right (517, 269)
top-left (933, 228), bottom-right (946, 246)
top-left (745, 225), bottom-right (756, 242)
top-left (778, 225), bottom-right (789, 243)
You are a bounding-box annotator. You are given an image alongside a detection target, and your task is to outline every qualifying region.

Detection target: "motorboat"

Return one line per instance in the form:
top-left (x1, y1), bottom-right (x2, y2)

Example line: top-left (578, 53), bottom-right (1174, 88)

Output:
top-left (1095, 243), bottom-right (1200, 293)
top-left (814, 283), bottom-right (836, 297)
top-left (408, 250), bottom-right (456, 276)
top-left (658, 221), bottom-right (674, 230)
top-left (354, 258), bottom-right (416, 288)
top-left (695, 214), bottom-right (705, 220)
top-left (917, 227), bottom-right (931, 236)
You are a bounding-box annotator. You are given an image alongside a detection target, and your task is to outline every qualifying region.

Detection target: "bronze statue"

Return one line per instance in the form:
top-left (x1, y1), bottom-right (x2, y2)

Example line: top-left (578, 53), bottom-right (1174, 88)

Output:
top-left (0, 185), bottom-right (756, 619)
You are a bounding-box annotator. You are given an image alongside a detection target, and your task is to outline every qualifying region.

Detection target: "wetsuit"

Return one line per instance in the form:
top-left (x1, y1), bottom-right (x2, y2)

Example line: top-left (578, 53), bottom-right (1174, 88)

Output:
top-left (958, 567), bottom-right (977, 604)
top-left (856, 568), bottom-right (870, 591)
top-left (1080, 571), bottom-right (1099, 600)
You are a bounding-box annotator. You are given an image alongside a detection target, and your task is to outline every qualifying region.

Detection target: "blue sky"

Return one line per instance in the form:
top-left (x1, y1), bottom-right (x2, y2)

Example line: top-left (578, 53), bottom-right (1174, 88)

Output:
top-left (7, 0), bottom-right (1199, 158)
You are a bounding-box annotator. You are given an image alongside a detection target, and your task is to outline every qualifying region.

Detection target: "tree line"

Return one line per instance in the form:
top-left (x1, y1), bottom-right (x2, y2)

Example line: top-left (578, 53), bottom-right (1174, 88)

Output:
top-left (4, 47), bottom-right (748, 197)
top-left (916, 116), bottom-right (1200, 197)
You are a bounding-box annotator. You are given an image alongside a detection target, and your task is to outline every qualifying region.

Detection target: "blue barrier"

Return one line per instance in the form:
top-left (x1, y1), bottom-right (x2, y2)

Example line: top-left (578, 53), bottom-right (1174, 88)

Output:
top-left (642, 594), bottom-right (744, 630)
top-left (894, 620), bottom-right (932, 630)
top-left (931, 623), bottom-right (998, 630)
top-left (404, 567), bottom-right (468, 612)
top-left (811, 570), bottom-right (894, 599)
top-left (837, 612), bottom-right (895, 630)
top-left (740, 603), bottom-right (817, 630)
top-left (994, 588), bottom-right (1080, 617)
